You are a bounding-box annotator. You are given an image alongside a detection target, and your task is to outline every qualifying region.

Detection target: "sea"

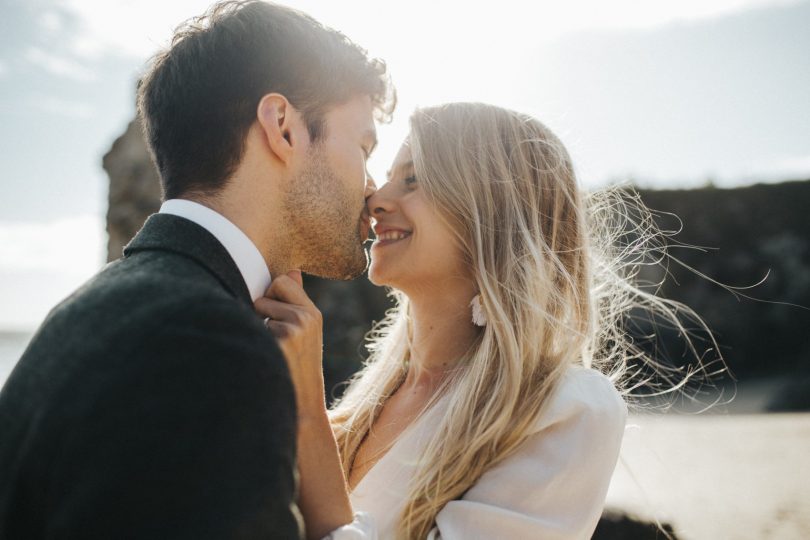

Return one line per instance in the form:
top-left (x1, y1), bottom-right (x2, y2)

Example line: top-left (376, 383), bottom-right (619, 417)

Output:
top-left (0, 331), bottom-right (808, 539)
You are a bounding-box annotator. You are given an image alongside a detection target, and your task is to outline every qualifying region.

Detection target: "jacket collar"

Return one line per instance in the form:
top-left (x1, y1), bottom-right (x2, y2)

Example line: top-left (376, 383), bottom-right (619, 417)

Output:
top-left (123, 213), bottom-right (253, 306)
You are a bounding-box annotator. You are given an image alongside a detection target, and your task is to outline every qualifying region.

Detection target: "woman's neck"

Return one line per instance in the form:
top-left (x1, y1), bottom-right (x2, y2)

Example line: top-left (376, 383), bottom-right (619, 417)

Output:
top-left (401, 281), bottom-right (480, 394)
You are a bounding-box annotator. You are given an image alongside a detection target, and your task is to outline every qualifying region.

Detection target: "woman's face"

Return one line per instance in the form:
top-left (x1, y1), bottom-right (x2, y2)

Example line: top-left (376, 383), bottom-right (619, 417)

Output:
top-left (366, 140), bottom-right (469, 294)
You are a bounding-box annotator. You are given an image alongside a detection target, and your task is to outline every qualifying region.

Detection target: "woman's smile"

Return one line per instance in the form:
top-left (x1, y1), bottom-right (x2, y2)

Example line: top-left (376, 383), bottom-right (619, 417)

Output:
top-left (371, 226), bottom-right (412, 248)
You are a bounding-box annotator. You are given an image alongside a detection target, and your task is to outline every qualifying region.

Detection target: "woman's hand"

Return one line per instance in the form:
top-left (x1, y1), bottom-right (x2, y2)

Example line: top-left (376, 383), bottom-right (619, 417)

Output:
top-left (255, 271), bottom-right (355, 538)
top-left (255, 270), bottom-right (326, 420)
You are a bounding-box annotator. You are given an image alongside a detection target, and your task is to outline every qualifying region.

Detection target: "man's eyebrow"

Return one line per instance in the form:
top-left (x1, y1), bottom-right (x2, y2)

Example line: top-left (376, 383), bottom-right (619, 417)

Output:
top-left (386, 160), bottom-right (414, 180)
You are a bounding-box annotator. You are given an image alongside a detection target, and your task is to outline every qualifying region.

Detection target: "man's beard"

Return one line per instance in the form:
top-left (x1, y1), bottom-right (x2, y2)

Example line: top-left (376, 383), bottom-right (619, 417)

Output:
top-left (282, 148), bottom-right (368, 280)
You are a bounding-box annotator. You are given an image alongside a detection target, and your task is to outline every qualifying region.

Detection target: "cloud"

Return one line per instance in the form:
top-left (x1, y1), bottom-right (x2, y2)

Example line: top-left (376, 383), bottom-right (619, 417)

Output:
top-left (54, 0), bottom-right (802, 63)
top-left (23, 46), bottom-right (96, 82)
top-left (0, 215), bottom-right (106, 330)
top-left (0, 215), bottom-right (105, 274)
top-left (32, 95), bottom-right (95, 119)
top-left (0, 268), bottom-right (95, 331)
top-left (60, 0), bottom-right (211, 59)
top-left (38, 10), bottom-right (65, 34)
top-left (0, 60), bottom-right (6, 77)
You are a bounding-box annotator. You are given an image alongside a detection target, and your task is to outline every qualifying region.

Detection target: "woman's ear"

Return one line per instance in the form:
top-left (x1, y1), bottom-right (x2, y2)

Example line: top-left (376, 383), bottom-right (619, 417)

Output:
top-left (256, 93), bottom-right (302, 165)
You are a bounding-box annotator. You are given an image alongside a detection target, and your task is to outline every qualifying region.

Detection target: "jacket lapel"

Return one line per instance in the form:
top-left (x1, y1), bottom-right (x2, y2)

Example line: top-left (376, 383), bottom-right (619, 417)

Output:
top-left (123, 213), bottom-right (253, 306)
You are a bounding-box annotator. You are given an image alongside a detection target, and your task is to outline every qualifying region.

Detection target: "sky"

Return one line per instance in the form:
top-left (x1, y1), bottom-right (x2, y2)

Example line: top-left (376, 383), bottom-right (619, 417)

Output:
top-left (0, 0), bottom-right (809, 330)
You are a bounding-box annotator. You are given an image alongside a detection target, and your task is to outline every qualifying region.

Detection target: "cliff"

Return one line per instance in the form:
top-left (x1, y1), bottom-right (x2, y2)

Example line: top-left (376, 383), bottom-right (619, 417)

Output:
top-left (636, 183), bottom-right (810, 405)
top-left (102, 119), bottom-right (162, 262)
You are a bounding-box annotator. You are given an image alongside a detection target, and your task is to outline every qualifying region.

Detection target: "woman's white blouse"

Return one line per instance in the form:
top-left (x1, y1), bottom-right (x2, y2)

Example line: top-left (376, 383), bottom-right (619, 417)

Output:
top-left (326, 367), bottom-right (627, 540)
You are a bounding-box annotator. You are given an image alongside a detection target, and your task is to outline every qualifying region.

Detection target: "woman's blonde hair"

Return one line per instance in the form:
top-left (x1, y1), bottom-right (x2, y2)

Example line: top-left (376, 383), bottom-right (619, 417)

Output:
top-left (329, 102), bottom-right (719, 538)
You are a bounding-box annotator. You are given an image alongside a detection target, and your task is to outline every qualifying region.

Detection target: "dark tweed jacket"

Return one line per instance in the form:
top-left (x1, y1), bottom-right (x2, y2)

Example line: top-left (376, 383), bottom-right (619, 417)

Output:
top-left (0, 213), bottom-right (301, 539)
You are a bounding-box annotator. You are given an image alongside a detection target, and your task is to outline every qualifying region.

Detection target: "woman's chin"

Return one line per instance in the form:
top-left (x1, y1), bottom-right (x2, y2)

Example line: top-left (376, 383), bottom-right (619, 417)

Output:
top-left (367, 263), bottom-right (389, 287)
top-left (367, 260), bottom-right (403, 288)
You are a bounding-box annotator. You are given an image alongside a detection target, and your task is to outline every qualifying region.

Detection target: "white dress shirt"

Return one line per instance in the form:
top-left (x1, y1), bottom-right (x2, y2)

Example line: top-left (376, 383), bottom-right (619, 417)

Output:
top-left (159, 199), bottom-right (272, 302)
top-left (335, 366), bottom-right (628, 540)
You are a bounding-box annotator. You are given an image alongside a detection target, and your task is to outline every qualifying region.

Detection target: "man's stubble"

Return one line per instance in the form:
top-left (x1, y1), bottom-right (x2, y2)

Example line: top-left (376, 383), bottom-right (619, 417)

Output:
top-left (282, 147), bottom-right (368, 280)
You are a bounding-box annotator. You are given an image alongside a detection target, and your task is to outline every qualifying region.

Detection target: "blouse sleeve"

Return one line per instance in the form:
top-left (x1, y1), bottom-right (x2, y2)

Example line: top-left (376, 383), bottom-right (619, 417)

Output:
top-left (428, 371), bottom-right (627, 540)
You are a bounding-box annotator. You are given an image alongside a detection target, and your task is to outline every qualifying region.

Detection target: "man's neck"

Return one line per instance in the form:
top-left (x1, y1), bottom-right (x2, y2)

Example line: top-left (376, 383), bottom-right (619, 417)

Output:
top-left (159, 198), bottom-right (273, 301)
top-left (184, 194), bottom-right (283, 275)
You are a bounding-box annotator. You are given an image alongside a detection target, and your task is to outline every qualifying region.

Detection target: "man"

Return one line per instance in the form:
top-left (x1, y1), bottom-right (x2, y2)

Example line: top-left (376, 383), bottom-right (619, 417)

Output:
top-left (0, 1), bottom-right (393, 538)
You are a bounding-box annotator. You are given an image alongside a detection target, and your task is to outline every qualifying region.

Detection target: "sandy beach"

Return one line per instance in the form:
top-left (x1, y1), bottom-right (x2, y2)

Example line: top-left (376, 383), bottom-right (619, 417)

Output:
top-left (606, 413), bottom-right (810, 539)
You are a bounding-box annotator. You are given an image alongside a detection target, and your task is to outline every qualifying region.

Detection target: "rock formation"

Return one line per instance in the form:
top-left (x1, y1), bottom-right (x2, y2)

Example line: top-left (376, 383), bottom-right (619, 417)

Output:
top-left (593, 510), bottom-right (679, 539)
top-left (102, 119), bottom-right (162, 263)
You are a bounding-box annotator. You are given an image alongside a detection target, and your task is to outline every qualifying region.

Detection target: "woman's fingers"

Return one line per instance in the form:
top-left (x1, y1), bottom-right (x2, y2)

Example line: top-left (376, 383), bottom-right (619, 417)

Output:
top-left (255, 297), bottom-right (300, 322)
top-left (264, 272), bottom-right (312, 307)
top-left (255, 298), bottom-right (321, 331)
top-left (254, 269), bottom-right (325, 419)
top-left (264, 319), bottom-right (292, 339)
top-left (286, 269), bottom-right (303, 287)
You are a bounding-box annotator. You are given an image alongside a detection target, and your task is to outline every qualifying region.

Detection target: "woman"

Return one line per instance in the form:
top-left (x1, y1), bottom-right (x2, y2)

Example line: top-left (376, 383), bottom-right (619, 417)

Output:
top-left (257, 103), bottom-right (694, 539)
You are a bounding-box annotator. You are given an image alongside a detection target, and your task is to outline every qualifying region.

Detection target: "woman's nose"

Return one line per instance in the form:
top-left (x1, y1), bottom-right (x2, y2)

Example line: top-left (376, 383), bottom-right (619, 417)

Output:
top-left (367, 183), bottom-right (395, 217)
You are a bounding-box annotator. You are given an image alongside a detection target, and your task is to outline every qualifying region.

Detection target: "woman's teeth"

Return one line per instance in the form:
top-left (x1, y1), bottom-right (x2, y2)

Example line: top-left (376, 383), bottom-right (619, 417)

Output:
top-left (377, 231), bottom-right (411, 241)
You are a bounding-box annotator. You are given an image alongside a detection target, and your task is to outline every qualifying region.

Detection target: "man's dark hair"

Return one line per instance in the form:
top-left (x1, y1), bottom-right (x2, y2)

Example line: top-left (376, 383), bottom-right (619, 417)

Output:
top-left (137, 0), bottom-right (395, 199)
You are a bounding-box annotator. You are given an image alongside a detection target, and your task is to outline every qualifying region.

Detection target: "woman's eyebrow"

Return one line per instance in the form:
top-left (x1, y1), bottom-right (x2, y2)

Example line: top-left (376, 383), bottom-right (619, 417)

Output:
top-left (387, 160), bottom-right (414, 180)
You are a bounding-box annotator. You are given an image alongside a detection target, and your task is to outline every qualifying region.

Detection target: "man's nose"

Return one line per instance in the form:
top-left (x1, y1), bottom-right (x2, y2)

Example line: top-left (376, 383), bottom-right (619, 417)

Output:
top-left (365, 175), bottom-right (377, 196)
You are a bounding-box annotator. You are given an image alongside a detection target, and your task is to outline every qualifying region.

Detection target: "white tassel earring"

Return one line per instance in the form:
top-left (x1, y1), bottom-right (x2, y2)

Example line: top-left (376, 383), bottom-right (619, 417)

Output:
top-left (470, 294), bottom-right (487, 327)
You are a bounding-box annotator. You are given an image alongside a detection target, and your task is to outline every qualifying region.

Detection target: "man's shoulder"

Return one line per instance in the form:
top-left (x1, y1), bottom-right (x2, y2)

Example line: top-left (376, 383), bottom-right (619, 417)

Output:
top-left (23, 249), bottom-right (270, 377)
top-left (7, 250), bottom-right (283, 430)
top-left (54, 250), bottom-right (243, 324)
top-left (95, 249), bottom-right (229, 299)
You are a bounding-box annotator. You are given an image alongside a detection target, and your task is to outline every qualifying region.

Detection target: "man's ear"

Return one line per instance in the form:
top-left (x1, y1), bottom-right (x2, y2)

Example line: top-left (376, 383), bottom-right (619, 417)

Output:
top-left (256, 94), bottom-right (305, 165)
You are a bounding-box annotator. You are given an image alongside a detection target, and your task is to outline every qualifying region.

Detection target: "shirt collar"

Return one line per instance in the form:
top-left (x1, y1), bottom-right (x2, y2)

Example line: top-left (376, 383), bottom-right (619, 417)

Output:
top-left (159, 199), bottom-right (272, 302)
